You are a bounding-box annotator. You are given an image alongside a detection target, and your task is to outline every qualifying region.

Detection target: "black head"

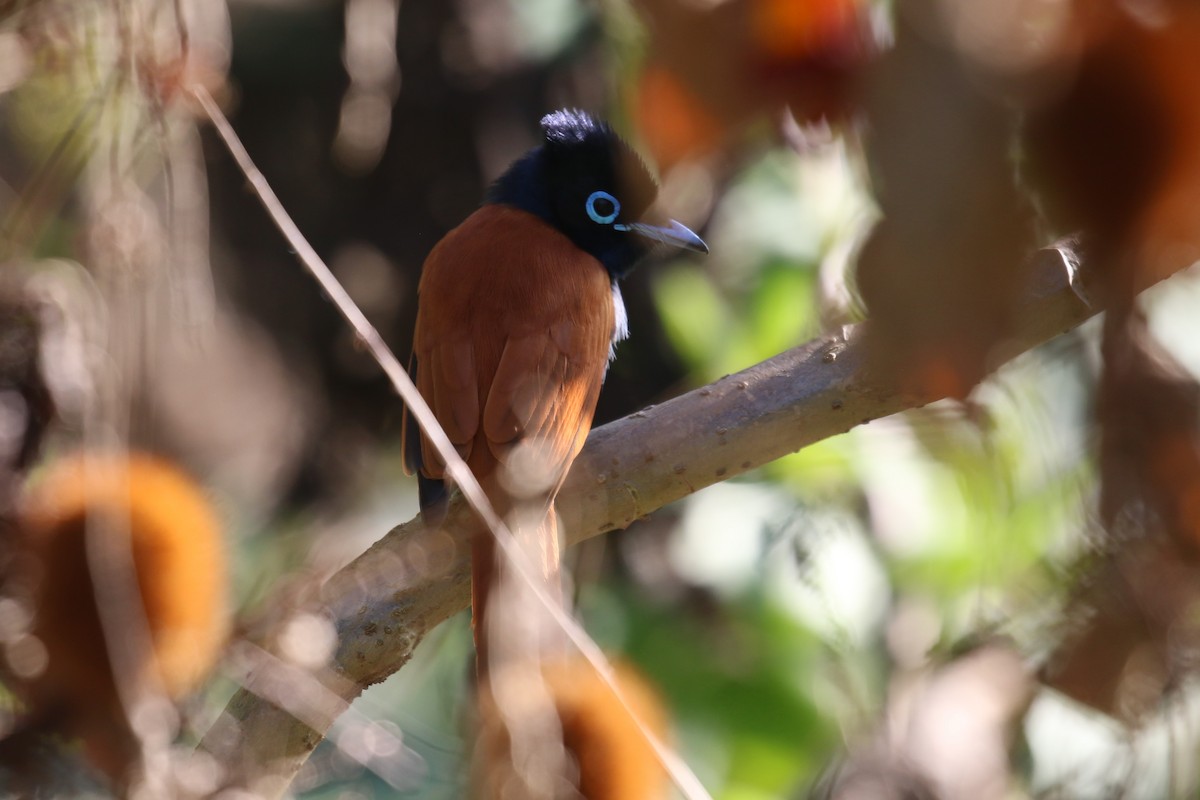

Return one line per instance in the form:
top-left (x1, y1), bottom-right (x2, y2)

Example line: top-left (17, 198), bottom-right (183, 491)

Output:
top-left (487, 109), bottom-right (707, 279)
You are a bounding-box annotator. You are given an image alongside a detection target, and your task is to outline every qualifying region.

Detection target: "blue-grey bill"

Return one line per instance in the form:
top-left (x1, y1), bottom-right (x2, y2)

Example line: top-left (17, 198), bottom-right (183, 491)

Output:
top-left (619, 219), bottom-right (709, 254)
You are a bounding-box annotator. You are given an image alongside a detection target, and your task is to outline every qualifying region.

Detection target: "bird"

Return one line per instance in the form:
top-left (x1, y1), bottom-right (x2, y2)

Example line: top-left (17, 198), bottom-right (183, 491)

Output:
top-left (401, 109), bottom-right (707, 677)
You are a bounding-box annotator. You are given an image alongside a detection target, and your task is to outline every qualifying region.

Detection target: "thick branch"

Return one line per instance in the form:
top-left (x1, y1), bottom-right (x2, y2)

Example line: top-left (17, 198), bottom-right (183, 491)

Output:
top-left (200, 244), bottom-right (1092, 794)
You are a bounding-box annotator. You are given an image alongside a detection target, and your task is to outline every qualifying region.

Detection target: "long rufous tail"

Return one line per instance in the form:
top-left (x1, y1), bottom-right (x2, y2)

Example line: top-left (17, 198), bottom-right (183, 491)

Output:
top-left (470, 505), bottom-right (562, 678)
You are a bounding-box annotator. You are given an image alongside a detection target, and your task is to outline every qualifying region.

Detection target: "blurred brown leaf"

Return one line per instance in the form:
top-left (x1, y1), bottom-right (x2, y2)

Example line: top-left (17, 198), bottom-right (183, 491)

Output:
top-left (1043, 536), bottom-right (1200, 720)
top-left (1023, 1), bottom-right (1200, 304)
top-left (5, 453), bottom-right (228, 785)
top-left (855, 1), bottom-right (1037, 398)
top-left (473, 658), bottom-right (670, 800)
top-left (1045, 312), bottom-right (1200, 718)
top-left (1010, 0), bottom-right (1200, 722)
top-left (631, 0), bottom-right (874, 169)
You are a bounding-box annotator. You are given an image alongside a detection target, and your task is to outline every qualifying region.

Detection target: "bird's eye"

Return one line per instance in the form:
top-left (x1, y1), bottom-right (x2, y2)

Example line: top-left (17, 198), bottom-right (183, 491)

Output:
top-left (585, 191), bottom-right (620, 225)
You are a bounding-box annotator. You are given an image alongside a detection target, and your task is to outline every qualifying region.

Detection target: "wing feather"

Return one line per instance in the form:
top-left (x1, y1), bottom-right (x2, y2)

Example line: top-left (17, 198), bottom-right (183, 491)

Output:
top-left (433, 339), bottom-right (479, 448)
top-left (483, 317), bottom-right (611, 489)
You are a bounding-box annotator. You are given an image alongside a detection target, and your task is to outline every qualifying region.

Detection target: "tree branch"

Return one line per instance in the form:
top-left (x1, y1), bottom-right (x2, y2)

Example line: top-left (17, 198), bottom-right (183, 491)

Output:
top-left (200, 243), bottom-right (1093, 795)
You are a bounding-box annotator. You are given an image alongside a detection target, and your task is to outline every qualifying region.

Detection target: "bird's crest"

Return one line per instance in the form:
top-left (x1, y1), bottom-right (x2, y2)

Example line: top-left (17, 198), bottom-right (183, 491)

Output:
top-left (540, 109), bottom-right (613, 148)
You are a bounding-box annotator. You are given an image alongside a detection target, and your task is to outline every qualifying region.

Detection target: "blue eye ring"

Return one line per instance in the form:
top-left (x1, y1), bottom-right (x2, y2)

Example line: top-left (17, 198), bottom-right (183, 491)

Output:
top-left (586, 190), bottom-right (620, 225)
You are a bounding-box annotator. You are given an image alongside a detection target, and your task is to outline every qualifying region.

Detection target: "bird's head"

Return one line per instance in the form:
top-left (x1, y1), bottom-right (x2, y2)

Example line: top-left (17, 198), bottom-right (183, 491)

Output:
top-left (487, 109), bottom-right (707, 279)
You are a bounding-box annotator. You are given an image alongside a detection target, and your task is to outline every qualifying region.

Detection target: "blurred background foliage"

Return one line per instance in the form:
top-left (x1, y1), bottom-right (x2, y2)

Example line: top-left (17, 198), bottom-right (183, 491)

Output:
top-left (5, 0), bottom-right (1200, 798)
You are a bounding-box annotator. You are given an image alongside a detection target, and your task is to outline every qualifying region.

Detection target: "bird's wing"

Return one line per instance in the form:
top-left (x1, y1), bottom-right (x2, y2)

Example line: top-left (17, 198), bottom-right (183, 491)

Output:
top-left (401, 351), bottom-right (457, 513)
top-left (481, 314), bottom-right (611, 494)
top-left (414, 319), bottom-right (607, 491)
top-left (411, 337), bottom-right (481, 480)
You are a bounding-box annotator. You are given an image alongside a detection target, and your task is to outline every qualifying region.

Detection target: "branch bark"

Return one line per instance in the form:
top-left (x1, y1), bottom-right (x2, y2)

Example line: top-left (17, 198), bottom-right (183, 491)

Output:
top-left (200, 243), bottom-right (1093, 795)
